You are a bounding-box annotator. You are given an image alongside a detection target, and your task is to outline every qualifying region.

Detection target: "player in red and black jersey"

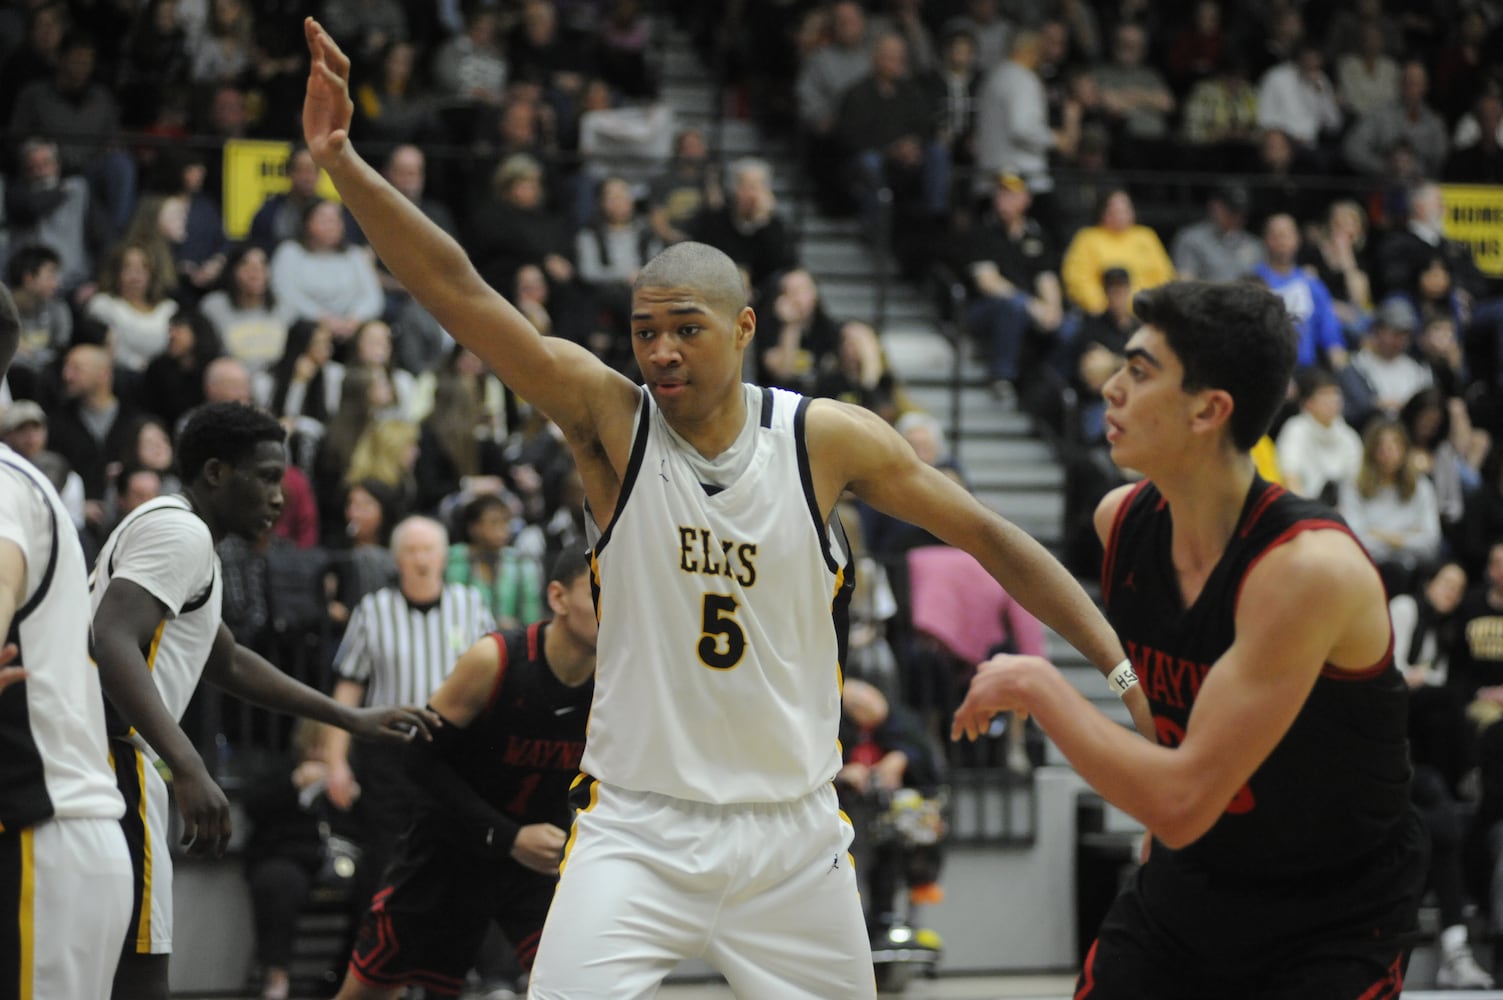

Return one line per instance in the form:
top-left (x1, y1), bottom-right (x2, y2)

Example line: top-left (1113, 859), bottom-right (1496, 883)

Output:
top-left (955, 280), bottom-right (1425, 999)
top-left (337, 548), bottom-right (597, 1000)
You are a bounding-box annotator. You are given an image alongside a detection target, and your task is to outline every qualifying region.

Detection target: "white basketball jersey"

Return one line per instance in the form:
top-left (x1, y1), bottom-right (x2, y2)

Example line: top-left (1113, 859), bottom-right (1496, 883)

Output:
top-left (583, 386), bottom-right (853, 804)
top-left (90, 495), bottom-right (223, 756)
top-left (0, 449), bottom-right (124, 827)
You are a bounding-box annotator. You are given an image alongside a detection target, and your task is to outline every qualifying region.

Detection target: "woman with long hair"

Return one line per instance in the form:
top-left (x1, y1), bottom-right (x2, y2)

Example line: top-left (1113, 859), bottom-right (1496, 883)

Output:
top-left (201, 243), bottom-right (295, 374)
top-left (269, 198), bottom-right (384, 344)
top-left (345, 318), bottom-right (416, 416)
top-left (1298, 199), bottom-right (1373, 335)
top-left (1339, 417), bottom-right (1443, 597)
top-left (353, 39), bottom-right (438, 143)
top-left (140, 310), bottom-right (223, 428)
top-left (326, 478), bottom-right (400, 626)
top-left (263, 318), bottom-right (345, 425)
top-left (345, 418), bottom-right (420, 516)
top-left (314, 365), bottom-right (393, 538)
top-left (1401, 387), bottom-right (1490, 554)
top-left (85, 239), bottom-right (181, 373)
top-left (415, 371), bottom-right (480, 513)
top-left (756, 267), bottom-right (839, 393)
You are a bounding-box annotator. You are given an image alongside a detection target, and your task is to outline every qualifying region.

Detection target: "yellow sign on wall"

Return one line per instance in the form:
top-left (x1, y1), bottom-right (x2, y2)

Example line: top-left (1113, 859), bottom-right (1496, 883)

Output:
top-left (221, 139), bottom-right (343, 240)
top-left (1441, 184), bottom-right (1503, 278)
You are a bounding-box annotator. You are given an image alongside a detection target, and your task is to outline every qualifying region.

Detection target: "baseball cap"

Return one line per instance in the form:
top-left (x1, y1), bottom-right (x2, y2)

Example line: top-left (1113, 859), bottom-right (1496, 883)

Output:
top-left (0, 400), bottom-right (46, 434)
top-left (995, 172), bottom-right (1028, 193)
top-left (1211, 183), bottom-right (1250, 214)
top-left (1376, 296), bottom-right (1418, 332)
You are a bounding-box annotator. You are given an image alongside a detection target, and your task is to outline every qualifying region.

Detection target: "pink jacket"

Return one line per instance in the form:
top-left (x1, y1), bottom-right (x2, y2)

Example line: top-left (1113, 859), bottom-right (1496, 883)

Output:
top-left (905, 545), bottom-right (1046, 664)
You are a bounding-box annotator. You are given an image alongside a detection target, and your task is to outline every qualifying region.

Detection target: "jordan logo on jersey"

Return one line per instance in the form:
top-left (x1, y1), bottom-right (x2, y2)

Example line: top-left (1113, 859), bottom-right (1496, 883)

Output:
top-left (677, 526), bottom-right (758, 586)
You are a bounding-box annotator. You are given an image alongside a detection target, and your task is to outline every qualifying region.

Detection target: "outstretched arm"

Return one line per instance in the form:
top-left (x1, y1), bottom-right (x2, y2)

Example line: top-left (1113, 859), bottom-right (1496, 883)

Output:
top-left (300, 17), bottom-right (637, 442)
top-left (202, 623), bottom-right (438, 741)
top-left (812, 400), bottom-right (1126, 676)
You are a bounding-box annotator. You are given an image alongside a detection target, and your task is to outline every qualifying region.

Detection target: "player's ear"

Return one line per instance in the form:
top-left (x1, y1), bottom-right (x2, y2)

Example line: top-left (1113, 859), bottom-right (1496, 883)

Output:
top-left (734, 306), bottom-right (756, 351)
top-left (545, 580), bottom-right (567, 618)
top-left (200, 456), bottom-right (228, 488)
top-left (1190, 387), bottom-right (1234, 437)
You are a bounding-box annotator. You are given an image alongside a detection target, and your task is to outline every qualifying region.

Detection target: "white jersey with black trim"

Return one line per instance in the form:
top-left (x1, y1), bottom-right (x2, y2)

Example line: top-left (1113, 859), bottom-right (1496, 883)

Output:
top-left (0, 447), bottom-right (124, 827)
top-left (90, 495), bottom-right (222, 756)
top-left (584, 385), bottom-right (853, 804)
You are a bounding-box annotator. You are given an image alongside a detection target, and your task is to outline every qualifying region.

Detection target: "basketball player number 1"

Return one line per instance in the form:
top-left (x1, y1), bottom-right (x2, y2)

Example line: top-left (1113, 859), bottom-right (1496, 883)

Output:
top-left (698, 594), bottom-right (746, 670)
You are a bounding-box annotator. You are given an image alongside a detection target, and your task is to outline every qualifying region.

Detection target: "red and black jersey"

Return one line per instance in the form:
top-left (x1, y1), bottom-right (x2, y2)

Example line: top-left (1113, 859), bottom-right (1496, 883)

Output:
top-left (1101, 476), bottom-right (1413, 883)
top-left (429, 622), bottom-right (593, 834)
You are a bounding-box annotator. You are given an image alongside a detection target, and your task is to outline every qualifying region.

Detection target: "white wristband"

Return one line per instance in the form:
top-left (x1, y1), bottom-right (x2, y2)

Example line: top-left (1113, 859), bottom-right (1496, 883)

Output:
top-left (1106, 659), bottom-right (1138, 698)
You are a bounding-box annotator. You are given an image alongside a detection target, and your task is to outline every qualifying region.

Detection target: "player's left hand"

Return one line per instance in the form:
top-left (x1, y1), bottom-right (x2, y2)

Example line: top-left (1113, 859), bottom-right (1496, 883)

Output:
top-left (346, 705), bottom-right (441, 743)
top-left (951, 654), bottom-right (1044, 742)
top-left (0, 644), bottom-right (26, 695)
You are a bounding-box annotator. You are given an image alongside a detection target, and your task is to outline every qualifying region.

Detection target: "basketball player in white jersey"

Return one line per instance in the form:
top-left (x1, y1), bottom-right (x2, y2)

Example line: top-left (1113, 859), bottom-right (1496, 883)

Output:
top-left (0, 282), bottom-right (133, 1000)
top-left (90, 401), bottom-right (439, 1000)
top-left (304, 20), bottom-right (1146, 997)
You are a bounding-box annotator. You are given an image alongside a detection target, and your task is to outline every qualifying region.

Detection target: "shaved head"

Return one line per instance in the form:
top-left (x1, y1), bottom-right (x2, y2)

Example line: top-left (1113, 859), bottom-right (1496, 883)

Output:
top-left (0, 283), bottom-right (17, 379)
top-left (634, 242), bottom-right (748, 320)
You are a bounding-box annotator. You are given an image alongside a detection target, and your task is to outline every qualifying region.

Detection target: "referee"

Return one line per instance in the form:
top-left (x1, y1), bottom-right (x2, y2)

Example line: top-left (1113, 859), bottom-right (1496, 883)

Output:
top-left (325, 515), bottom-right (494, 914)
top-left (0, 282), bottom-right (133, 999)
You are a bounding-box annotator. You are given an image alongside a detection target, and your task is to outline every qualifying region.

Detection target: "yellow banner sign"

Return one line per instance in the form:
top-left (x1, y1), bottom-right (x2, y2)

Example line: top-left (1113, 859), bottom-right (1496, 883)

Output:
top-left (1441, 184), bottom-right (1503, 278)
top-left (221, 139), bottom-right (342, 240)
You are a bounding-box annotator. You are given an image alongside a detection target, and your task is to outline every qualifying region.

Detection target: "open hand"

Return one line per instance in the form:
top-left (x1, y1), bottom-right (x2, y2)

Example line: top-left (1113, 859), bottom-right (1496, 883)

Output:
top-left (951, 654), bottom-right (1043, 742)
top-left (302, 18), bottom-right (355, 172)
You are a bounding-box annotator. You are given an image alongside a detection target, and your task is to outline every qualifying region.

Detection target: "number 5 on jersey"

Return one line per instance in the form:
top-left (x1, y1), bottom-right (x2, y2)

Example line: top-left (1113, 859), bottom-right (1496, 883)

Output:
top-left (699, 594), bottom-right (746, 670)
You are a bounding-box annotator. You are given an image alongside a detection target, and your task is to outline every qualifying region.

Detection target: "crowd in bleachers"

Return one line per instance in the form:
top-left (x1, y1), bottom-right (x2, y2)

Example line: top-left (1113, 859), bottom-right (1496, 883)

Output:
top-left (3, 0), bottom-right (1503, 992)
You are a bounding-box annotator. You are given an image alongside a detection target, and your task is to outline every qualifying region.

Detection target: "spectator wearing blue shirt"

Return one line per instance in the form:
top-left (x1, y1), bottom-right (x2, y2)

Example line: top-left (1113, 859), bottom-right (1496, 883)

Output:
top-left (1256, 213), bottom-right (1348, 371)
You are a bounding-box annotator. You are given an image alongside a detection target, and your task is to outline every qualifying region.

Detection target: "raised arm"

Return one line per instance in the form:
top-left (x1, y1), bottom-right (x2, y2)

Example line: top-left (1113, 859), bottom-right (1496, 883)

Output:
top-left (810, 399), bottom-right (1126, 675)
top-left (300, 17), bottom-right (637, 442)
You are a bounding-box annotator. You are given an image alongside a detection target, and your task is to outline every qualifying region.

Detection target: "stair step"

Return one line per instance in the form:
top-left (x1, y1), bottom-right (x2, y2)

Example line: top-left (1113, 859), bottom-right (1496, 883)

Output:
top-left (799, 240), bottom-right (884, 276)
top-left (904, 384), bottom-right (1035, 424)
top-left (816, 294), bottom-right (935, 328)
top-left (661, 81), bottom-right (715, 110)
top-left (950, 435), bottom-right (1057, 469)
top-left (974, 489), bottom-right (1062, 539)
top-left (880, 329), bottom-right (955, 376)
top-left (800, 215), bottom-right (864, 240)
top-left (961, 460), bottom-right (1065, 492)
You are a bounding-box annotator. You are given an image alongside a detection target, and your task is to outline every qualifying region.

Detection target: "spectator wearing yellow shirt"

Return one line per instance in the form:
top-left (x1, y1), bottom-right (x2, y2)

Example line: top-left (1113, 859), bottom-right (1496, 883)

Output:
top-left (1059, 189), bottom-right (1175, 313)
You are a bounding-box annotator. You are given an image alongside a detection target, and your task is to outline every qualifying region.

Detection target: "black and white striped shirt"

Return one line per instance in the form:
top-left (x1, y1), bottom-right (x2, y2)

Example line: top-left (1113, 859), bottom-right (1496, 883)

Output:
top-left (333, 583), bottom-right (495, 708)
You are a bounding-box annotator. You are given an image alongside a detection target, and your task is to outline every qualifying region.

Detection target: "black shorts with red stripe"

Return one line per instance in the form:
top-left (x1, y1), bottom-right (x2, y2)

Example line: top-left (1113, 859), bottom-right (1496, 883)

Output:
top-left (1075, 809), bottom-right (1427, 1000)
top-left (347, 830), bottom-right (556, 996)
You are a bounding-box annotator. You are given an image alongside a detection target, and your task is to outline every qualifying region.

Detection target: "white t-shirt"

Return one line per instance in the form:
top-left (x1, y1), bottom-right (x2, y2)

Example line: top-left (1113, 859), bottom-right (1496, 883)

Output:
top-left (85, 296), bottom-right (179, 373)
top-left (90, 496), bottom-right (222, 755)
